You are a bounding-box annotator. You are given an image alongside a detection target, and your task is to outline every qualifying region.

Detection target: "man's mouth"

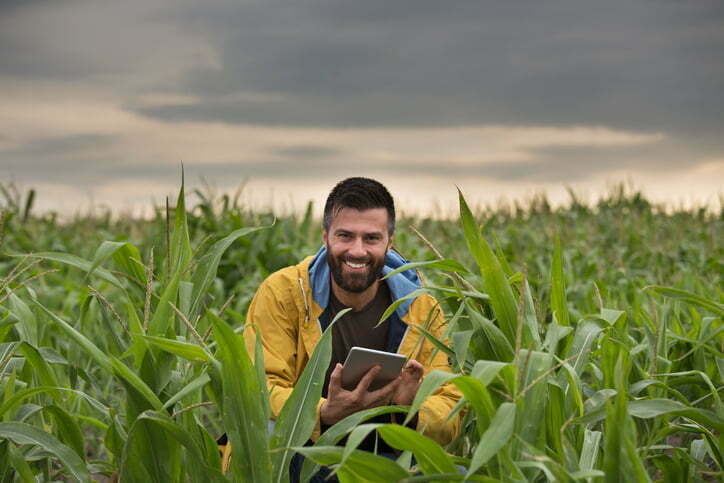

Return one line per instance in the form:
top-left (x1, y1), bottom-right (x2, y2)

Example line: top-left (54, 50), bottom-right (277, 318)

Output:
top-left (344, 260), bottom-right (368, 269)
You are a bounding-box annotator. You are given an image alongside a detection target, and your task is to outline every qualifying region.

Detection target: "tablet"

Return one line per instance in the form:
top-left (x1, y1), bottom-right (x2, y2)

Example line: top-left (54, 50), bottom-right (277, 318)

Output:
top-left (341, 346), bottom-right (407, 391)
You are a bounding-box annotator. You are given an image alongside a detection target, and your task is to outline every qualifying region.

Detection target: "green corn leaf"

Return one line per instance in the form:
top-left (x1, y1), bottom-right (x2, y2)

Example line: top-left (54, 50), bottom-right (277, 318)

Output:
top-left (87, 241), bottom-right (129, 281)
top-left (129, 410), bottom-right (226, 482)
top-left (452, 330), bottom-right (474, 372)
top-left (521, 279), bottom-right (542, 346)
top-left (0, 342), bottom-right (19, 373)
top-left (404, 370), bottom-right (458, 426)
top-left (35, 299), bottom-right (113, 372)
top-left (269, 309), bottom-right (345, 483)
top-left (104, 411), bottom-right (127, 458)
top-left (0, 422), bottom-right (90, 482)
top-left (120, 413), bottom-right (181, 482)
top-left (339, 423), bottom-right (384, 470)
top-left (378, 424), bottom-right (458, 476)
top-left (211, 312), bottom-right (272, 482)
top-left (294, 446), bottom-right (409, 482)
top-left (0, 386), bottom-right (108, 419)
top-left (6, 441), bottom-right (36, 483)
top-left (458, 189), bottom-right (518, 345)
top-left (378, 288), bottom-right (435, 326)
top-left (643, 286), bottom-right (723, 316)
top-left (109, 356), bottom-right (164, 410)
top-left (550, 233), bottom-right (570, 327)
top-left (8, 292), bottom-right (37, 345)
top-left (22, 252), bottom-right (123, 288)
top-left (469, 360), bottom-right (509, 387)
top-left (16, 342), bottom-right (59, 389)
top-left (142, 335), bottom-right (212, 363)
top-left (410, 322), bottom-right (457, 362)
top-left (579, 429), bottom-right (602, 473)
top-left (565, 320), bottom-right (606, 375)
top-left (453, 377), bottom-right (498, 438)
top-left (162, 373), bottom-right (211, 410)
top-left (147, 268), bottom-right (182, 337)
top-left (398, 475), bottom-right (499, 482)
top-left (515, 351), bottom-right (553, 448)
top-left (381, 259), bottom-right (470, 280)
top-left (42, 404), bottom-right (85, 459)
top-left (170, 173), bottom-right (192, 276)
top-left (465, 301), bottom-right (514, 362)
top-left (189, 225), bottom-right (269, 321)
top-left (300, 406), bottom-right (409, 482)
top-left (38, 300), bottom-right (164, 410)
top-left (628, 399), bottom-right (724, 433)
top-left (112, 242), bottom-right (147, 286)
top-left (467, 402), bottom-right (516, 475)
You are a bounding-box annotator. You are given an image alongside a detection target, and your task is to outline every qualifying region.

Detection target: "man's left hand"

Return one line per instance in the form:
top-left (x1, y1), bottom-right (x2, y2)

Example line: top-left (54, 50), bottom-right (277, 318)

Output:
top-left (392, 359), bottom-right (424, 406)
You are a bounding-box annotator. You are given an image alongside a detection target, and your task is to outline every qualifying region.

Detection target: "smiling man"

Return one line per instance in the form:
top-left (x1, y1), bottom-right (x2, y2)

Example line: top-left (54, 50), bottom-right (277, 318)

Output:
top-left (244, 177), bottom-right (460, 475)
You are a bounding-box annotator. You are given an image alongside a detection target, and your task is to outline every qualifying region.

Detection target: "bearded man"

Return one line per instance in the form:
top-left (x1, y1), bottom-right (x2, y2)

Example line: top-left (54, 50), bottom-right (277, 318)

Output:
top-left (244, 177), bottom-right (460, 472)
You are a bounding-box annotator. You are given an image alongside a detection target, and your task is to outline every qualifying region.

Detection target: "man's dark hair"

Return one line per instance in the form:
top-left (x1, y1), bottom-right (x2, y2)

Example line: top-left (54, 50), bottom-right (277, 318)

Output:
top-left (323, 177), bottom-right (396, 236)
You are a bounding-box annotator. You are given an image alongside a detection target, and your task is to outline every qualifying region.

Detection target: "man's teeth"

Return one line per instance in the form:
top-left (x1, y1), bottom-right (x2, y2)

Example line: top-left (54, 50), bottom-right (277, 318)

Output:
top-left (346, 261), bottom-right (367, 268)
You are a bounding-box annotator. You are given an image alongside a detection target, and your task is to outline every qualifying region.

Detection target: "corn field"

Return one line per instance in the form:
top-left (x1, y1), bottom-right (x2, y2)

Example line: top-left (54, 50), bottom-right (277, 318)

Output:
top-left (0, 181), bottom-right (722, 482)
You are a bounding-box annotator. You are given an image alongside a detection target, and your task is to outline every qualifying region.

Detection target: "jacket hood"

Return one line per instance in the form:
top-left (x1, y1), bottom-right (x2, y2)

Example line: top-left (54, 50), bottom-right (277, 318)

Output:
top-left (307, 245), bottom-right (421, 319)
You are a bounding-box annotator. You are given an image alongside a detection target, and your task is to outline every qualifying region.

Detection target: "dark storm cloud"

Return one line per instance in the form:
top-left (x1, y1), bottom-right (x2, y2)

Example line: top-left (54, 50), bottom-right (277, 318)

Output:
top-left (2, 132), bottom-right (703, 187)
top-left (272, 144), bottom-right (344, 160)
top-left (1, 0), bottom-right (722, 196)
top-left (128, 0), bottom-right (724, 138)
top-left (0, 134), bottom-right (119, 184)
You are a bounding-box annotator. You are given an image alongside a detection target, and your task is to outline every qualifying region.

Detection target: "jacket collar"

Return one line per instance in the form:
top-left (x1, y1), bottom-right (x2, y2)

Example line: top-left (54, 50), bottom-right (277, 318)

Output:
top-left (307, 245), bottom-right (420, 319)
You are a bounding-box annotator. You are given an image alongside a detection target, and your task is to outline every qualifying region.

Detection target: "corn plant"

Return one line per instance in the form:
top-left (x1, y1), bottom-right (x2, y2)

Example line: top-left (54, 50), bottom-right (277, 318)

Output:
top-left (0, 180), bottom-right (721, 481)
top-left (289, 191), bottom-right (723, 481)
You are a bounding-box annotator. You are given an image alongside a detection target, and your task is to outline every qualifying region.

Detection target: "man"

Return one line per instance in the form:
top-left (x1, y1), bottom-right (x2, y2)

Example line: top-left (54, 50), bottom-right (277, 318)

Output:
top-left (244, 177), bottom-right (459, 448)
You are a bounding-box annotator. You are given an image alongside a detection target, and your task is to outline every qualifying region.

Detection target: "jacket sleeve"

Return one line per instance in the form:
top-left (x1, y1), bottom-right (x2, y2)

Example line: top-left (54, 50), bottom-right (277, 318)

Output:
top-left (412, 300), bottom-right (462, 446)
top-left (244, 276), bottom-right (299, 421)
top-left (244, 275), bottom-right (329, 441)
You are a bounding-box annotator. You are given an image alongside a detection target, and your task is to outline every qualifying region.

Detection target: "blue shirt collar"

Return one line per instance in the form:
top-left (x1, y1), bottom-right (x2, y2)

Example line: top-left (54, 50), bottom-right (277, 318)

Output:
top-left (307, 245), bottom-right (421, 319)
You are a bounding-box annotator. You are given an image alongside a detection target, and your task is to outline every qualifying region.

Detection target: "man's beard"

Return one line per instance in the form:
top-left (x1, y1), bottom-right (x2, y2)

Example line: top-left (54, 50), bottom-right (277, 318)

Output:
top-left (326, 249), bottom-right (386, 294)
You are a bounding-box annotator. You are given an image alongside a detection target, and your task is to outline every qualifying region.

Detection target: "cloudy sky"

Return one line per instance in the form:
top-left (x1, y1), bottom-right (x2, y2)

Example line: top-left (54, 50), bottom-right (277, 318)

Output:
top-left (1, 0), bottom-right (722, 216)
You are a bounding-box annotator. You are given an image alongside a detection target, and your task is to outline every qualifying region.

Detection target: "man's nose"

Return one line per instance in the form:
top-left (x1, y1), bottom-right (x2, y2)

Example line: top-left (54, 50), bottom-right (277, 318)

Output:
top-left (348, 237), bottom-right (366, 257)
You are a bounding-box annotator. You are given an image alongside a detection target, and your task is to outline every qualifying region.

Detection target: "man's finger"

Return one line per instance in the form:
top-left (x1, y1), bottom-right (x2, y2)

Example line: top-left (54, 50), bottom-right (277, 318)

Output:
top-left (368, 377), bottom-right (400, 404)
top-left (328, 363), bottom-right (343, 397)
top-left (405, 360), bottom-right (424, 380)
top-left (354, 365), bottom-right (381, 393)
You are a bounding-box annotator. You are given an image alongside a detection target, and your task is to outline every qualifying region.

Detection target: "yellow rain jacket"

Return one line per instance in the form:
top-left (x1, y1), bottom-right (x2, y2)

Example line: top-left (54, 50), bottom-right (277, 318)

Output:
top-left (244, 247), bottom-right (461, 445)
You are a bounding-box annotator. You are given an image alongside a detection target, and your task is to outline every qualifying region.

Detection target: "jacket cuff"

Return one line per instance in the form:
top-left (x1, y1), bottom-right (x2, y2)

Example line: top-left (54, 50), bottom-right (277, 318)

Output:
top-left (310, 397), bottom-right (327, 441)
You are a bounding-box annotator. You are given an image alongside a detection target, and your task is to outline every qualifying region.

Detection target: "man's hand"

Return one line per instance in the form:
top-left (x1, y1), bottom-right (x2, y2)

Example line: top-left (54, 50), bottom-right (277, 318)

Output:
top-left (320, 363), bottom-right (400, 426)
top-left (392, 359), bottom-right (424, 406)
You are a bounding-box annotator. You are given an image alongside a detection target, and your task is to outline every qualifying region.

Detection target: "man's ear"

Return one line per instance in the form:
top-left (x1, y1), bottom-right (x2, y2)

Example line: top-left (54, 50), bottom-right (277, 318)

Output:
top-left (322, 230), bottom-right (328, 245)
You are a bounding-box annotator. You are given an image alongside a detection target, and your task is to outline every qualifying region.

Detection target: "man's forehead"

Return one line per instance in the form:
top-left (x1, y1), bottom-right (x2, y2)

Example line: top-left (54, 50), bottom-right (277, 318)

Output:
top-left (328, 207), bottom-right (389, 231)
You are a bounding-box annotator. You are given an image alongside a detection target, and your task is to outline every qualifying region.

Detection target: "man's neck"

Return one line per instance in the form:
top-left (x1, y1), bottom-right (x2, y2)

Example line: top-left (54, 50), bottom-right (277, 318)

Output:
top-left (331, 279), bottom-right (379, 312)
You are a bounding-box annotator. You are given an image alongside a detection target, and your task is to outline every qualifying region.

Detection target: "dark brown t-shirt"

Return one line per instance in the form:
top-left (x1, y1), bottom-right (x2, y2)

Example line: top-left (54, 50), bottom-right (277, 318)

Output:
top-left (322, 282), bottom-right (391, 397)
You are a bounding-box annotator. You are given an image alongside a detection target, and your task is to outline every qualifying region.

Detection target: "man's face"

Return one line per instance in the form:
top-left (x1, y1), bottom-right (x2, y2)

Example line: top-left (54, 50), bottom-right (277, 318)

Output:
top-left (323, 207), bottom-right (392, 294)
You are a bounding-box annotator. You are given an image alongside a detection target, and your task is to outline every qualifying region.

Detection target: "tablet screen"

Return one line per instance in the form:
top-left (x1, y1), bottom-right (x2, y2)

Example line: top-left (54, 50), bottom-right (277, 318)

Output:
top-left (341, 346), bottom-right (407, 391)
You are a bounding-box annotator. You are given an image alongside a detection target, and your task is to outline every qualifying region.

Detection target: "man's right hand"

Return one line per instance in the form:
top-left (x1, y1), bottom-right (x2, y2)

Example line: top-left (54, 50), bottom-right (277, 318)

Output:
top-left (320, 363), bottom-right (401, 426)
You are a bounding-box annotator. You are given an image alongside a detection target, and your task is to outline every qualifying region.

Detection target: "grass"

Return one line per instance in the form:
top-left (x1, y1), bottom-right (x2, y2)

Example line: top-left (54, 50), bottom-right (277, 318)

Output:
top-left (0, 181), bottom-right (721, 482)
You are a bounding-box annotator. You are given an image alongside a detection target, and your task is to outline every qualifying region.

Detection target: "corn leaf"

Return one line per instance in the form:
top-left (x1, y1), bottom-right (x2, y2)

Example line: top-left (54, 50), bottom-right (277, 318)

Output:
top-left (458, 189), bottom-right (518, 345)
top-left (467, 402), bottom-right (515, 475)
top-left (0, 422), bottom-right (90, 482)
top-left (294, 446), bottom-right (408, 482)
top-left (269, 310), bottom-right (344, 483)
top-left (211, 313), bottom-right (271, 482)
top-left (378, 424), bottom-right (458, 475)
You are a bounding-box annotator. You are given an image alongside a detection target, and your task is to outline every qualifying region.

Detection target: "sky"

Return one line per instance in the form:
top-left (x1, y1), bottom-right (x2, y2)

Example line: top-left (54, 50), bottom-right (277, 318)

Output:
top-left (1, 0), bottom-right (722, 217)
